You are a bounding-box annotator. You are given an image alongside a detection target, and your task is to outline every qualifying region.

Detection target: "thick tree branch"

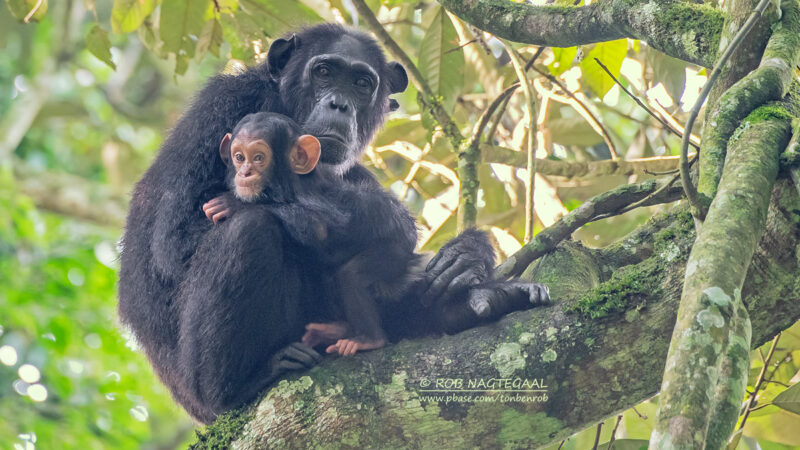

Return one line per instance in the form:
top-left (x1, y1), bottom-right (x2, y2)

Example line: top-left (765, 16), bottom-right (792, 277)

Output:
top-left (652, 100), bottom-right (796, 447)
top-left (438, 0), bottom-right (723, 67)
top-left (697, 1), bottom-right (800, 201)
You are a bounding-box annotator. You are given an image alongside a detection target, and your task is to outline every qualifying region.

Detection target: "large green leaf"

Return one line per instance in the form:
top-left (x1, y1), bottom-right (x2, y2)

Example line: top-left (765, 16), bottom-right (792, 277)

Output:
top-left (85, 24), bottom-right (116, 70)
top-left (549, 47), bottom-right (578, 76)
top-left (111, 0), bottom-right (156, 34)
top-left (417, 6), bottom-right (464, 112)
top-left (548, 117), bottom-right (604, 147)
top-left (773, 381), bottom-right (800, 414)
top-left (5, 0), bottom-right (47, 22)
top-left (237, 0), bottom-right (322, 37)
top-left (159, 0), bottom-right (210, 54)
top-left (195, 18), bottom-right (223, 60)
top-left (580, 39), bottom-right (627, 99)
top-left (648, 50), bottom-right (686, 105)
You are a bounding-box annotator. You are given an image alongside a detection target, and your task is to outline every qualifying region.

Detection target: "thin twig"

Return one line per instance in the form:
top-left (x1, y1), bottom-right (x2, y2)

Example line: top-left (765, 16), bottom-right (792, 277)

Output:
top-left (678, 0), bottom-right (773, 220)
top-left (739, 333), bottom-right (781, 430)
top-left (445, 38), bottom-right (478, 54)
top-left (505, 42), bottom-right (539, 242)
top-left (530, 62), bottom-right (619, 159)
top-left (592, 422), bottom-right (603, 450)
top-left (494, 176), bottom-right (684, 279)
top-left (23, 0), bottom-right (44, 23)
top-left (608, 415), bottom-right (623, 450)
top-left (594, 58), bottom-right (699, 150)
top-left (485, 94), bottom-right (512, 144)
top-left (632, 406), bottom-right (648, 420)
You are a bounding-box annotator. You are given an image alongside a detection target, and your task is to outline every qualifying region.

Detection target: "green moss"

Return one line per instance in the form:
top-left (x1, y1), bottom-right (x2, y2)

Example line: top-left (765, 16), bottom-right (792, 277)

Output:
top-left (189, 405), bottom-right (254, 450)
top-left (567, 258), bottom-right (662, 319)
top-left (652, 2), bottom-right (724, 60)
top-left (744, 104), bottom-right (795, 124)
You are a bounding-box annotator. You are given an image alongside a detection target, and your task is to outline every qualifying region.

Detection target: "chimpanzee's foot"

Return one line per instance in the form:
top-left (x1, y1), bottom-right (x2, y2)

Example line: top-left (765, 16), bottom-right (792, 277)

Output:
top-left (326, 336), bottom-right (386, 356)
top-left (301, 322), bottom-right (350, 348)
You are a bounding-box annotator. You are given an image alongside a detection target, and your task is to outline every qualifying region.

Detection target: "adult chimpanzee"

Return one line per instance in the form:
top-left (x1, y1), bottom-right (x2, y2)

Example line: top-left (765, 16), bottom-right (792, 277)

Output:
top-left (118, 24), bottom-right (548, 424)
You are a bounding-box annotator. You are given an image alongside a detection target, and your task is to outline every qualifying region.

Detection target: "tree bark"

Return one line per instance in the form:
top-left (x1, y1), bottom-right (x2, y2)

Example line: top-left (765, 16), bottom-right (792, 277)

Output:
top-left (438, 0), bottom-right (723, 68)
top-left (191, 178), bottom-right (800, 449)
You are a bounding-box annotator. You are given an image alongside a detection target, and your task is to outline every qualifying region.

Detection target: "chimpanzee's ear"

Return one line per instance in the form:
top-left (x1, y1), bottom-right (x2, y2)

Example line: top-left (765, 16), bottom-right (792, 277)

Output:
top-left (219, 133), bottom-right (233, 164)
top-left (291, 135), bottom-right (321, 175)
top-left (386, 61), bottom-right (408, 94)
top-left (267, 34), bottom-right (300, 78)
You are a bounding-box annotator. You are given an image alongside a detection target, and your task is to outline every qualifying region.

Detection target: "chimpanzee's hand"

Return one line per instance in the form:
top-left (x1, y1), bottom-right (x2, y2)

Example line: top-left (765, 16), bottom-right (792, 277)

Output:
top-left (420, 229), bottom-right (495, 307)
top-left (467, 282), bottom-right (551, 319)
top-left (269, 342), bottom-right (322, 375)
top-left (202, 195), bottom-right (232, 224)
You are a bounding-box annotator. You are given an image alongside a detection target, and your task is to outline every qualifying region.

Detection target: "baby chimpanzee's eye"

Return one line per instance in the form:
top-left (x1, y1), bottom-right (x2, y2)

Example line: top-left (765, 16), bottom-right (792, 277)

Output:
top-left (234, 153), bottom-right (245, 162)
top-left (254, 154), bottom-right (264, 162)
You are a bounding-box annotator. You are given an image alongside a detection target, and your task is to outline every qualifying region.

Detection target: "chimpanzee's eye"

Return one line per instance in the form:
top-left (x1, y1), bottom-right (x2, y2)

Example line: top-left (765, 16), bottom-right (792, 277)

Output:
top-left (356, 77), bottom-right (372, 89)
top-left (254, 154), bottom-right (264, 162)
top-left (316, 65), bottom-right (330, 76)
top-left (234, 153), bottom-right (245, 162)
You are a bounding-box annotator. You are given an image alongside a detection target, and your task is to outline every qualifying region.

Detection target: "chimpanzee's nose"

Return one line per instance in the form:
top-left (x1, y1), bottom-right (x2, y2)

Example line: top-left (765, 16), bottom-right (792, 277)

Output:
top-left (328, 95), bottom-right (348, 112)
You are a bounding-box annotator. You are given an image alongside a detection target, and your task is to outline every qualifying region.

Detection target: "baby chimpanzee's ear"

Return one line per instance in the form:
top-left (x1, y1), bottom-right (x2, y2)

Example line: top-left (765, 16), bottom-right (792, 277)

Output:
top-left (219, 133), bottom-right (233, 164)
top-left (291, 135), bottom-right (321, 174)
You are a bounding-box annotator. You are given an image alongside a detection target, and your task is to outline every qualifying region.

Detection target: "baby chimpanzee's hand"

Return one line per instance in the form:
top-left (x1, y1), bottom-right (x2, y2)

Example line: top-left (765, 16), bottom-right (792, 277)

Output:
top-left (202, 196), bottom-right (232, 224)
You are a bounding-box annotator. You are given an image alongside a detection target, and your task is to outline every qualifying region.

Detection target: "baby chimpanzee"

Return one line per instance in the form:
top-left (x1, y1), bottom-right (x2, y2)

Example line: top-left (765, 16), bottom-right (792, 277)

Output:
top-left (205, 112), bottom-right (424, 356)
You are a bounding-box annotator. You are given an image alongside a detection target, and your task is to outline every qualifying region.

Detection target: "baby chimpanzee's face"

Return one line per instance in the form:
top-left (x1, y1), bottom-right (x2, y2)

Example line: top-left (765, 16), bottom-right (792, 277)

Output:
top-left (230, 134), bottom-right (273, 201)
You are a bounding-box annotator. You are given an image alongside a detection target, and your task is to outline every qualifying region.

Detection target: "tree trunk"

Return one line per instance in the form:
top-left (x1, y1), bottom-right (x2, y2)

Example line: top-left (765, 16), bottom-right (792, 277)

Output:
top-left (191, 179), bottom-right (800, 449)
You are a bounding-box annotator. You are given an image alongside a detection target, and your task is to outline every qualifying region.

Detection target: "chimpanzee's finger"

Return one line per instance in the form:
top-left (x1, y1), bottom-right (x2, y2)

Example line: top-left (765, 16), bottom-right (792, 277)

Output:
top-left (283, 342), bottom-right (322, 366)
top-left (425, 247), bottom-right (446, 272)
top-left (421, 259), bottom-right (470, 306)
top-left (278, 360), bottom-right (306, 371)
top-left (211, 209), bottom-right (229, 224)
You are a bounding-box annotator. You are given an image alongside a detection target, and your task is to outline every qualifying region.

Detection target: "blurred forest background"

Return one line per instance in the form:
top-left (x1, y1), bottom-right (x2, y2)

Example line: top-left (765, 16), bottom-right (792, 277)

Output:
top-left (2, 0), bottom-right (800, 448)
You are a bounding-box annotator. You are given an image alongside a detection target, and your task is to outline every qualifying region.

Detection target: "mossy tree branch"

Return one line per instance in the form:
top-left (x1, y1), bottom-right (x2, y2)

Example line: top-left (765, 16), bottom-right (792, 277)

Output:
top-left (438, 0), bottom-right (724, 68)
top-left (651, 97), bottom-right (798, 447)
top-left (697, 0), bottom-right (800, 202)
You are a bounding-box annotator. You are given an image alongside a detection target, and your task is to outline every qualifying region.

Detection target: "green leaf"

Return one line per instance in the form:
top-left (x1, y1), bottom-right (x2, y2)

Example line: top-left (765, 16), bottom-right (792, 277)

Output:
top-left (237, 0), bottom-right (323, 36)
top-left (195, 18), bottom-right (223, 60)
top-left (549, 47), bottom-right (577, 76)
top-left (417, 6), bottom-right (464, 111)
top-left (111, 0), bottom-right (156, 34)
top-left (648, 50), bottom-right (686, 105)
top-left (548, 117), bottom-right (603, 147)
top-left (726, 428), bottom-right (743, 450)
top-left (160, 0), bottom-right (210, 54)
top-left (773, 381), bottom-right (800, 414)
top-left (85, 25), bottom-right (116, 70)
top-left (580, 39), bottom-right (628, 99)
top-left (6, 0), bottom-right (48, 22)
